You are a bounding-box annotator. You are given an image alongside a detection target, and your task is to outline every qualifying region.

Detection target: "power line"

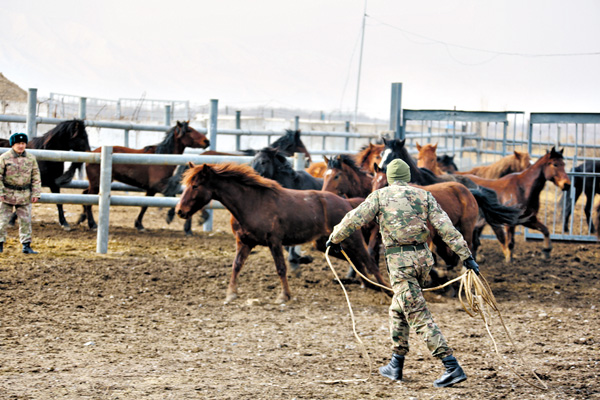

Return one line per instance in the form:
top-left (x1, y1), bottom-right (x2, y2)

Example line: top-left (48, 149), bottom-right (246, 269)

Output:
top-left (369, 16), bottom-right (600, 58)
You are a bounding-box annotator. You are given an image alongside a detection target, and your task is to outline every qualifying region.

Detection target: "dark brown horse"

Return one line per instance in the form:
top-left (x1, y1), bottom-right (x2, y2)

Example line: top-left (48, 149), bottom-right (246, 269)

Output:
top-left (562, 159), bottom-right (600, 234)
top-left (78, 121), bottom-right (210, 231)
top-left (1, 119), bottom-right (91, 230)
top-left (463, 147), bottom-right (571, 262)
top-left (175, 162), bottom-right (391, 303)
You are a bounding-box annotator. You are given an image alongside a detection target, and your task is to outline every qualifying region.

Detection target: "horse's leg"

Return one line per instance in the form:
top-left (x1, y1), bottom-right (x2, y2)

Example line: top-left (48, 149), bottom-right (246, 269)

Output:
top-left (268, 243), bottom-right (292, 303)
top-left (523, 217), bottom-right (552, 259)
top-left (50, 184), bottom-right (71, 231)
top-left (184, 217), bottom-right (193, 236)
top-left (584, 184), bottom-right (595, 233)
top-left (488, 222), bottom-right (510, 263)
top-left (226, 240), bottom-right (253, 303)
top-left (134, 191), bottom-right (156, 232)
top-left (563, 178), bottom-right (582, 232)
top-left (166, 207), bottom-right (175, 224)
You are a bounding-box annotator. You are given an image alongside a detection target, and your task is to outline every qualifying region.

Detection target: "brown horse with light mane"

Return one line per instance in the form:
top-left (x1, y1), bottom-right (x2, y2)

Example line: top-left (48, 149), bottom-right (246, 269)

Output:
top-left (463, 147), bottom-right (570, 262)
top-left (175, 162), bottom-right (391, 303)
top-left (306, 142), bottom-right (384, 178)
top-left (78, 121), bottom-right (210, 231)
top-left (417, 142), bottom-right (532, 179)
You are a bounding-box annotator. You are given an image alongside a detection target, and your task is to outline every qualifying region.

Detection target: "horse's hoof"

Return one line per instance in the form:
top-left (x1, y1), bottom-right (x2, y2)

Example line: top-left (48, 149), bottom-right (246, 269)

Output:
top-left (7, 222), bottom-right (15, 228)
top-left (298, 255), bottom-right (314, 264)
top-left (542, 248), bottom-right (552, 259)
top-left (184, 231), bottom-right (193, 237)
top-left (275, 294), bottom-right (291, 304)
top-left (224, 293), bottom-right (238, 304)
top-left (165, 215), bottom-right (174, 224)
top-left (61, 224), bottom-right (72, 232)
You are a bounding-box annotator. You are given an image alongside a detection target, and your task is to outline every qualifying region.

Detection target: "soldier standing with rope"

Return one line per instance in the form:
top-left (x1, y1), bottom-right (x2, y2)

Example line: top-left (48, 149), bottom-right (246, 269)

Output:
top-left (326, 158), bottom-right (480, 387)
top-left (0, 133), bottom-right (42, 254)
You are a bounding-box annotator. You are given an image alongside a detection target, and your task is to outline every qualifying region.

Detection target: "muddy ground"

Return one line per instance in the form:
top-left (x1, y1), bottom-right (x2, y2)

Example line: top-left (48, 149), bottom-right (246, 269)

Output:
top-left (0, 196), bottom-right (599, 400)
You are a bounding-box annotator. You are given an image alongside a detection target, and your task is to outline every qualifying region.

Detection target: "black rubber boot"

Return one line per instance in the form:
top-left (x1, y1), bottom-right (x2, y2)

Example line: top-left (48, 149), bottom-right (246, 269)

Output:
top-left (0, 242), bottom-right (3, 253)
top-left (433, 355), bottom-right (467, 387)
top-left (22, 243), bottom-right (38, 254)
top-left (379, 354), bottom-right (404, 381)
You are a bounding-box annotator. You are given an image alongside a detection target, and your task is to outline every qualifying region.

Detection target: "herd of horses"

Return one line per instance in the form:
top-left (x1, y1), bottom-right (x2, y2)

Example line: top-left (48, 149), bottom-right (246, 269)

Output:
top-left (4, 119), bottom-right (599, 302)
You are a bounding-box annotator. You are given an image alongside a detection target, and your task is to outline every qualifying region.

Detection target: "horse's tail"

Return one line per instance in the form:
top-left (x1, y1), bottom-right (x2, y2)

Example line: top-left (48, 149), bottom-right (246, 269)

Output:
top-left (55, 162), bottom-right (84, 186)
top-left (469, 186), bottom-right (523, 226)
top-left (162, 164), bottom-right (188, 197)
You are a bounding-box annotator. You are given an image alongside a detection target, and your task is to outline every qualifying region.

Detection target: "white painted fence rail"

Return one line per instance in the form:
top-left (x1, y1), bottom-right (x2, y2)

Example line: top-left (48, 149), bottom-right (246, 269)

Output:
top-left (0, 147), bottom-right (303, 254)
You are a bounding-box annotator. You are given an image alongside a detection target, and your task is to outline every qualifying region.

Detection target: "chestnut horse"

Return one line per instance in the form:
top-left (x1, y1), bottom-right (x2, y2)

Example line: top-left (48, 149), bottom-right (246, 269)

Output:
top-left (164, 129), bottom-right (312, 235)
top-left (456, 150), bottom-right (532, 179)
top-left (175, 162), bottom-right (391, 303)
top-left (78, 121), bottom-right (210, 231)
top-left (463, 147), bottom-right (571, 262)
top-left (416, 143), bottom-right (446, 176)
top-left (305, 142), bottom-right (384, 178)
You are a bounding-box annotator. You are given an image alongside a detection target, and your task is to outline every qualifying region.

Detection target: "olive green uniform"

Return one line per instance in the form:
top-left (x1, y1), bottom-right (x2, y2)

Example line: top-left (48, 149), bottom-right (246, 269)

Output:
top-left (0, 149), bottom-right (42, 244)
top-left (329, 181), bottom-right (472, 358)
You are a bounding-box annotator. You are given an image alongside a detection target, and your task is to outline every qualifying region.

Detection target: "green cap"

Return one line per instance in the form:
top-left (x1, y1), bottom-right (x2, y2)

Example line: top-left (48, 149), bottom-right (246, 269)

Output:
top-left (386, 159), bottom-right (411, 184)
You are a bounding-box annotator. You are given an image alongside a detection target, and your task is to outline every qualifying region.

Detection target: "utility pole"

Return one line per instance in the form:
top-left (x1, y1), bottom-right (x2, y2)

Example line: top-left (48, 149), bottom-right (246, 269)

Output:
top-left (353, 0), bottom-right (367, 132)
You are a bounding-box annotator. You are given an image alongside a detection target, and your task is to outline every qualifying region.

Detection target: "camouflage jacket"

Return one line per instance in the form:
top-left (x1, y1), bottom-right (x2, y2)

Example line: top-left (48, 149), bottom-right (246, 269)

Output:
top-left (0, 149), bottom-right (42, 205)
top-left (330, 181), bottom-right (472, 261)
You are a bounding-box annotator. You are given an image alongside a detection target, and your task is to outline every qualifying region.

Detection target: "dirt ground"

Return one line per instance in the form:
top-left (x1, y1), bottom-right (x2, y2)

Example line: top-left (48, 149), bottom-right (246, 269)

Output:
top-left (1, 195), bottom-right (599, 400)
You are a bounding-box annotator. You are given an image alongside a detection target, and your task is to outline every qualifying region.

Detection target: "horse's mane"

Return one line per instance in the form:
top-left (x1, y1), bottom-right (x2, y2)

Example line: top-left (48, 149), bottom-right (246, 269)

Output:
top-left (183, 162), bottom-right (283, 192)
top-left (468, 151), bottom-right (531, 178)
top-left (30, 119), bottom-right (88, 149)
top-left (329, 154), bottom-right (366, 176)
top-left (151, 121), bottom-right (188, 154)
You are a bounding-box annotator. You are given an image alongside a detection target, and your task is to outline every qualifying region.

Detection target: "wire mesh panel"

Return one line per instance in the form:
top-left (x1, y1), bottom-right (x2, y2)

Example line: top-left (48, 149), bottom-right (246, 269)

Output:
top-left (527, 113), bottom-right (600, 242)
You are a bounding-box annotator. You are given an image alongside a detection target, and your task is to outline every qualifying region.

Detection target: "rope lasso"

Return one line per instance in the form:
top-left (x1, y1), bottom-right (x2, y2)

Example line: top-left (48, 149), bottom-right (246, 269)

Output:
top-left (321, 247), bottom-right (549, 390)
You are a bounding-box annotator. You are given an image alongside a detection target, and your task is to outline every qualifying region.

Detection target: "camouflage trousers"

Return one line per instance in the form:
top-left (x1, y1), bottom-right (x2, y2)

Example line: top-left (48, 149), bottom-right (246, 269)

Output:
top-left (386, 250), bottom-right (453, 359)
top-left (0, 202), bottom-right (33, 244)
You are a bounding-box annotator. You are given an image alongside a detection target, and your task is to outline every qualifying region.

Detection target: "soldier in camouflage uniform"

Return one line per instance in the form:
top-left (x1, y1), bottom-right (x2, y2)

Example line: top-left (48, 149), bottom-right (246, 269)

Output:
top-left (0, 133), bottom-right (42, 254)
top-left (326, 158), bottom-right (480, 388)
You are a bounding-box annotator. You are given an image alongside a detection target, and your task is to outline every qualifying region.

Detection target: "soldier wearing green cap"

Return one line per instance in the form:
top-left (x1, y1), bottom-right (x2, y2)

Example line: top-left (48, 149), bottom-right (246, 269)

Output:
top-left (326, 158), bottom-right (480, 388)
top-left (0, 133), bottom-right (42, 254)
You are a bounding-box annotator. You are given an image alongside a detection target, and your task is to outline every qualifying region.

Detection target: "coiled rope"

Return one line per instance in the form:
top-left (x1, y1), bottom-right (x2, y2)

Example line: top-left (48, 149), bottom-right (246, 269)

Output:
top-left (320, 247), bottom-right (548, 390)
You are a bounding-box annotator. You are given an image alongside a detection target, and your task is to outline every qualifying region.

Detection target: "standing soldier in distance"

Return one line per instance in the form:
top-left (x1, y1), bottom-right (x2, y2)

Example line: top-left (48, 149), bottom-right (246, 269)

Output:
top-left (326, 158), bottom-right (480, 388)
top-left (0, 133), bottom-right (42, 254)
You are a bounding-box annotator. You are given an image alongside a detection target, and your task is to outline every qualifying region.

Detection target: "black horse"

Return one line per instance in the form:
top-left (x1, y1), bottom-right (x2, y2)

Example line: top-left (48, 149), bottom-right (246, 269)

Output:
top-left (250, 147), bottom-right (322, 190)
top-left (2, 119), bottom-right (91, 230)
top-left (164, 129), bottom-right (312, 235)
top-left (437, 154), bottom-right (459, 173)
top-left (562, 159), bottom-right (600, 233)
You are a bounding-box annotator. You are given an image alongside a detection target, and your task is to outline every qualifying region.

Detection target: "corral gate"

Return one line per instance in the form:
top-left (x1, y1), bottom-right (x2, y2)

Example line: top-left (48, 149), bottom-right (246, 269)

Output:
top-left (401, 110), bottom-right (527, 170)
top-left (528, 113), bottom-right (600, 242)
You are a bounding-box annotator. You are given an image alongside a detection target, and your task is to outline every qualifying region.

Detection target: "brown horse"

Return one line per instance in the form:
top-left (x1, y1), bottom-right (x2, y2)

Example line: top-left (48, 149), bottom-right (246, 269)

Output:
top-left (463, 147), bottom-right (571, 262)
top-left (456, 150), bottom-right (532, 179)
top-left (416, 142), bottom-right (446, 176)
top-left (305, 142), bottom-right (383, 179)
top-left (175, 162), bottom-right (391, 303)
top-left (321, 154), bottom-right (381, 270)
top-left (78, 121), bottom-right (210, 231)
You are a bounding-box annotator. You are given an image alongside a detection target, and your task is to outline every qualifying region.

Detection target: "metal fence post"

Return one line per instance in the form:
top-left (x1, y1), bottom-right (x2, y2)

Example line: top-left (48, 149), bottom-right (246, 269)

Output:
top-left (165, 105), bottom-right (171, 127)
top-left (235, 110), bottom-right (241, 151)
top-left (97, 146), bottom-right (113, 254)
top-left (79, 97), bottom-right (87, 120)
top-left (203, 99), bottom-right (219, 232)
top-left (26, 88), bottom-right (37, 138)
top-left (389, 82), bottom-right (403, 140)
top-left (292, 152), bottom-right (306, 257)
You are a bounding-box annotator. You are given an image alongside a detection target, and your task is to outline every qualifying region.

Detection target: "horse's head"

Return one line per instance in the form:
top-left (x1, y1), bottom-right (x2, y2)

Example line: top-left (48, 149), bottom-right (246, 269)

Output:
top-left (322, 155), bottom-right (349, 197)
top-left (544, 147), bottom-right (571, 191)
top-left (372, 163), bottom-right (388, 191)
top-left (68, 120), bottom-right (91, 152)
top-left (175, 121), bottom-right (210, 149)
top-left (40, 119), bottom-right (91, 152)
top-left (274, 129), bottom-right (312, 167)
top-left (437, 154), bottom-right (458, 173)
top-left (416, 142), bottom-right (438, 170)
top-left (251, 148), bottom-right (288, 180)
top-left (380, 138), bottom-right (406, 169)
top-left (176, 162), bottom-right (214, 219)
top-left (514, 150), bottom-right (532, 170)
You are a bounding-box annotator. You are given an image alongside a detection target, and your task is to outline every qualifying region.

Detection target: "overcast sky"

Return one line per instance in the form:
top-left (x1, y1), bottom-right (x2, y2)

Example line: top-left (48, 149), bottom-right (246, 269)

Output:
top-left (1, 0), bottom-right (599, 119)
